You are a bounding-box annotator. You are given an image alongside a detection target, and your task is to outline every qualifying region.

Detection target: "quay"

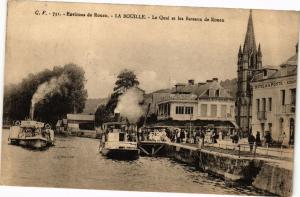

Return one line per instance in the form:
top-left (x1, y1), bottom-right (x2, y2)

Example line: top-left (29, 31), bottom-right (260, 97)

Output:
top-left (138, 140), bottom-right (293, 196)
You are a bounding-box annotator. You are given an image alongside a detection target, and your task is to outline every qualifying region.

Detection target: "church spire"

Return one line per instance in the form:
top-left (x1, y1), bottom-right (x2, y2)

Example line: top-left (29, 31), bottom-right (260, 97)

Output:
top-left (258, 43), bottom-right (262, 56)
top-left (238, 45), bottom-right (242, 56)
top-left (243, 10), bottom-right (257, 54)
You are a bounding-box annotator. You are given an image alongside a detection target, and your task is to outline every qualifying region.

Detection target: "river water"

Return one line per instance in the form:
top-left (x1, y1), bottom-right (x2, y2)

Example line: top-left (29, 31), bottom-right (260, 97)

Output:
top-left (1, 129), bottom-right (263, 195)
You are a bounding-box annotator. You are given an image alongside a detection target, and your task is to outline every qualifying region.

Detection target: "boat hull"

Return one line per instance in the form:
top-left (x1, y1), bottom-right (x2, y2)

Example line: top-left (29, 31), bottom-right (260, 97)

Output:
top-left (19, 139), bottom-right (48, 149)
top-left (101, 148), bottom-right (140, 160)
top-left (9, 137), bottom-right (54, 149)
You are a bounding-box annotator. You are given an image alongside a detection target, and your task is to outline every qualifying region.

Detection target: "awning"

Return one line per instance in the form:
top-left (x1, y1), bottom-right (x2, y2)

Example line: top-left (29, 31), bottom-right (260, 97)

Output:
top-left (147, 119), bottom-right (237, 129)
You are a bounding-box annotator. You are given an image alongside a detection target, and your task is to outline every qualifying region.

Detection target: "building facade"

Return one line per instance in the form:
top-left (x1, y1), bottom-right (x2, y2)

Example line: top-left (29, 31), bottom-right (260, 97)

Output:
top-left (236, 10), bottom-right (263, 133)
top-left (156, 78), bottom-right (236, 128)
top-left (251, 46), bottom-right (297, 146)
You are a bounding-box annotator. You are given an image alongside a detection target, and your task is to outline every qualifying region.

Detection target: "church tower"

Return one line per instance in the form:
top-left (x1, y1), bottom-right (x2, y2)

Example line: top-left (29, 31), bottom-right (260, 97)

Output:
top-left (236, 10), bottom-right (262, 133)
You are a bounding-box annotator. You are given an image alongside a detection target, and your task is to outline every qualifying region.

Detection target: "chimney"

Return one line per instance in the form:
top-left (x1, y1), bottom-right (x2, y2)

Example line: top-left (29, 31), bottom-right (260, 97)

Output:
top-left (188, 79), bottom-right (195, 85)
top-left (175, 83), bottom-right (186, 92)
top-left (114, 113), bottom-right (121, 122)
top-left (212, 77), bottom-right (218, 82)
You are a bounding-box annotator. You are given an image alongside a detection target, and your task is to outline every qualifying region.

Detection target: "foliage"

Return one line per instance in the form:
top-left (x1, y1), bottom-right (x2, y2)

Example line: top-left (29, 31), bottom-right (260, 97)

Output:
top-left (3, 63), bottom-right (88, 125)
top-left (95, 69), bottom-right (140, 126)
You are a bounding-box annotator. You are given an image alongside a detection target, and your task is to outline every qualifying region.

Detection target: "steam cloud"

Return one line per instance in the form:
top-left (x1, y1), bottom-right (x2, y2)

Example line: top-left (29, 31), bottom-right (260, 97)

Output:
top-left (114, 87), bottom-right (144, 123)
top-left (30, 74), bottom-right (70, 117)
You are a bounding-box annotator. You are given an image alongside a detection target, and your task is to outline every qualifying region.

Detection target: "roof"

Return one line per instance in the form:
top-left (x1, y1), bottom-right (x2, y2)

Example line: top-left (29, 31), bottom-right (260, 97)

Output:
top-left (67, 114), bottom-right (95, 121)
top-left (283, 54), bottom-right (298, 66)
top-left (253, 52), bottom-right (298, 82)
top-left (171, 81), bottom-right (232, 98)
top-left (151, 89), bottom-right (172, 94)
top-left (159, 93), bottom-right (198, 103)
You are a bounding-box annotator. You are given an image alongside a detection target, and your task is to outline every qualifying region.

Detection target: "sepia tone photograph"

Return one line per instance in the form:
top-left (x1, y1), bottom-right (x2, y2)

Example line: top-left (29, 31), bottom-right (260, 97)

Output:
top-left (1, 0), bottom-right (300, 196)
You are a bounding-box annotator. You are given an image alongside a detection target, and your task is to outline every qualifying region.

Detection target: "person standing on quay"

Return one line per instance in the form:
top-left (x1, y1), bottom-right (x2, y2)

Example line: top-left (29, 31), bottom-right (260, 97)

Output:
top-left (248, 133), bottom-right (255, 152)
top-left (256, 131), bottom-right (262, 146)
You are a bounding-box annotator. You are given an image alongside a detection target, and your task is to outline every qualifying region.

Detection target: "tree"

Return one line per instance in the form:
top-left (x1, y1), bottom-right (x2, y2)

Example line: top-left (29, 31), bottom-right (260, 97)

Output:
top-left (113, 69), bottom-right (139, 92)
top-left (95, 69), bottom-right (140, 126)
top-left (3, 63), bottom-right (88, 126)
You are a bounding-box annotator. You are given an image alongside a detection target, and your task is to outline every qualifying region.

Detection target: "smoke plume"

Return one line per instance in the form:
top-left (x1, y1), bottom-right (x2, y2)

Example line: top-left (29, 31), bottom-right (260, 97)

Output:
top-left (30, 74), bottom-right (70, 118)
top-left (114, 87), bottom-right (144, 123)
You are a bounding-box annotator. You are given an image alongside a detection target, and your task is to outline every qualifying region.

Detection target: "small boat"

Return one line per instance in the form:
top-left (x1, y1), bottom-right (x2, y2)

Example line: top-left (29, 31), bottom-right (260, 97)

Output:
top-left (99, 122), bottom-right (140, 160)
top-left (8, 120), bottom-right (55, 149)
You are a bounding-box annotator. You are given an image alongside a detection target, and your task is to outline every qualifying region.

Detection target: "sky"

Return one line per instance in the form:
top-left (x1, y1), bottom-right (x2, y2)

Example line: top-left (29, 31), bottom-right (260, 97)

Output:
top-left (4, 1), bottom-right (300, 98)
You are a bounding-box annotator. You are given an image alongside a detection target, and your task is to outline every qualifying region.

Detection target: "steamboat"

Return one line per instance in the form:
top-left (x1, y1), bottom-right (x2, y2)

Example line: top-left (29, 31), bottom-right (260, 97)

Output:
top-left (99, 121), bottom-right (140, 160)
top-left (8, 120), bottom-right (55, 149)
top-left (8, 104), bottom-right (55, 149)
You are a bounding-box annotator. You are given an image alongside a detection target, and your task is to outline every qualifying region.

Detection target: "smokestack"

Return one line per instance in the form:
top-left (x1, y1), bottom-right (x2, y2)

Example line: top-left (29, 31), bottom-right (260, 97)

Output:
top-left (29, 103), bottom-right (34, 120)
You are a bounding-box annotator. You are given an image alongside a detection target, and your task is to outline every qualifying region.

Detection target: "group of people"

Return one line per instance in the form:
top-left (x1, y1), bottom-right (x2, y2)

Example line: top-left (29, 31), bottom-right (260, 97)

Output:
top-left (140, 127), bottom-right (241, 147)
top-left (248, 131), bottom-right (275, 151)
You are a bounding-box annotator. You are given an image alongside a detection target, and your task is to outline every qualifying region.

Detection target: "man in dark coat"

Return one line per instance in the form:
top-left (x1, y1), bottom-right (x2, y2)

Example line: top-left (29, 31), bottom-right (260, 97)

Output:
top-left (248, 133), bottom-right (255, 152)
top-left (256, 132), bottom-right (262, 146)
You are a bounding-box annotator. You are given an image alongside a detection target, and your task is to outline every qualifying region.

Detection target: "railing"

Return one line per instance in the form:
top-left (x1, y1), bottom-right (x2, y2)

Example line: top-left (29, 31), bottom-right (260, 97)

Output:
top-left (204, 142), bottom-right (293, 160)
top-left (257, 111), bottom-right (266, 120)
top-left (281, 104), bottom-right (295, 114)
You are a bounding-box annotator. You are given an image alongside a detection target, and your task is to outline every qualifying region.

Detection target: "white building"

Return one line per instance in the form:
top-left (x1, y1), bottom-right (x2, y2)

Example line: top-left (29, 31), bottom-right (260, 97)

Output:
top-left (156, 78), bottom-right (237, 129)
top-left (251, 46), bottom-right (297, 146)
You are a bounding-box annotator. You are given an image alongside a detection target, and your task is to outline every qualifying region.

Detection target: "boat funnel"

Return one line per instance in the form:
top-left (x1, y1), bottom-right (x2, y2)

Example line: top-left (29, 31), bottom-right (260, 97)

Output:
top-left (29, 104), bottom-right (34, 120)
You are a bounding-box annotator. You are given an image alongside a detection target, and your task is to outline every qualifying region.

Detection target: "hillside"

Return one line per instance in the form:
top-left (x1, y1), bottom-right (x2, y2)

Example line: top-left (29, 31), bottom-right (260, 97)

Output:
top-left (82, 98), bottom-right (108, 114)
top-left (220, 78), bottom-right (237, 99)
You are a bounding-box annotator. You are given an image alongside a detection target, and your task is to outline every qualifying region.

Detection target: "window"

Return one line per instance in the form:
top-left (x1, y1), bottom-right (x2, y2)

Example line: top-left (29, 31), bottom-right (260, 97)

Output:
top-left (185, 107), bottom-right (193, 114)
top-left (268, 98), bottom-right (272, 111)
top-left (221, 105), bottom-right (226, 117)
top-left (262, 98), bottom-right (266, 111)
top-left (256, 99), bottom-right (260, 112)
top-left (176, 106), bottom-right (184, 114)
top-left (211, 104), bottom-right (217, 117)
top-left (201, 104), bottom-right (207, 116)
top-left (291, 89), bottom-right (296, 105)
top-left (215, 89), bottom-right (220, 97)
top-left (281, 90), bottom-right (285, 105)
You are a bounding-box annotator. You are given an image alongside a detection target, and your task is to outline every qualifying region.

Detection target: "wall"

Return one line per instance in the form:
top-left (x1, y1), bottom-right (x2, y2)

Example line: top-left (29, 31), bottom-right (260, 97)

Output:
top-left (251, 75), bottom-right (296, 143)
top-left (162, 142), bottom-right (293, 196)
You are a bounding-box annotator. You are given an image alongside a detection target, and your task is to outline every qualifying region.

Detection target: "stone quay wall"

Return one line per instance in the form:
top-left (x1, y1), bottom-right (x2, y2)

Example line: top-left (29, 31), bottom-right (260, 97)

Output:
top-left (161, 142), bottom-right (293, 196)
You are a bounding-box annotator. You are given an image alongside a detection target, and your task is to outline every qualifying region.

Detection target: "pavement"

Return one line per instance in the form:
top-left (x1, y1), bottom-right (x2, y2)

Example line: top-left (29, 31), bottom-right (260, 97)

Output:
top-left (173, 138), bottom-right (294, 170)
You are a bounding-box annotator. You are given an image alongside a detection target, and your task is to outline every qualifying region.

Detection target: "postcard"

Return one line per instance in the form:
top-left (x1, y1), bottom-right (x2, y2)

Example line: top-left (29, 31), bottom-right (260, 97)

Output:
top-left (1, 1), bottom-right (299, 196)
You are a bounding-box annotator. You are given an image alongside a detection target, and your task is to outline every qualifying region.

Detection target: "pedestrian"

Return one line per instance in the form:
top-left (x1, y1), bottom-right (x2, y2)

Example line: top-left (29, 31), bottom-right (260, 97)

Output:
top-left (255, 131), bottom-right (262, 146)
top-left (195, 129), bottom-right (200, 144)
top-left (219, 130), bottom-right (223, 140)
top-left (200, 129), bottom-right (205, 147)
top-left (180, 129), bottom-right (185, 143)
top-left (265, 131), bottom-right (272, 147)
top-left (248, 133), bottom-right (255, 152)
top-left (176, 130), bottom-right (181, 143)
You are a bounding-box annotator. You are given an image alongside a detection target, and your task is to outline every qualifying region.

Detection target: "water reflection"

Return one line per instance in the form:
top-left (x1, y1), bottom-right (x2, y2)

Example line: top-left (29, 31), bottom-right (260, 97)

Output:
top-left (1, 130), bottom-right (264, 195)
